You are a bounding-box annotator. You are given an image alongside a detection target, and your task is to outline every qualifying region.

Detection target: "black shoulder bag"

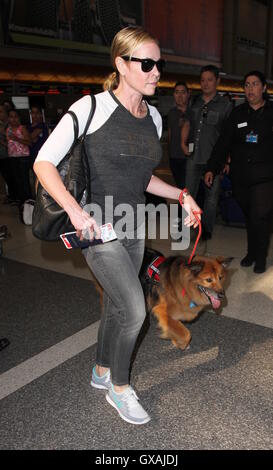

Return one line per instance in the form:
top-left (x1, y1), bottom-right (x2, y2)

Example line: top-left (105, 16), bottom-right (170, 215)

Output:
top-left (32, 94), bottom-right (96, 241)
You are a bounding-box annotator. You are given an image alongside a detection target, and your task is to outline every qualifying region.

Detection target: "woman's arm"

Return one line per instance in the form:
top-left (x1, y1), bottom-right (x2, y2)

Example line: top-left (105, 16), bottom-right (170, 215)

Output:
top-left (8, 126), bottom-right (31, 146)
top-left (146, 175), bottom-right (201, 227)
top-left (33, 95), bottom-right (99, 238)
top-left (22, 126), bottom-right (32, 146)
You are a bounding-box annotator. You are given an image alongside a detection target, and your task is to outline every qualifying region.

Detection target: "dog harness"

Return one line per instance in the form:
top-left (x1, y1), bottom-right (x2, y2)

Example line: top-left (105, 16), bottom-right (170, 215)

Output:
top-left (146, 195), bottom-right (202, 308)
top-left (147, 255), bottom-right (165, 283)
top-left (147, 255), bottom-right (197, 308)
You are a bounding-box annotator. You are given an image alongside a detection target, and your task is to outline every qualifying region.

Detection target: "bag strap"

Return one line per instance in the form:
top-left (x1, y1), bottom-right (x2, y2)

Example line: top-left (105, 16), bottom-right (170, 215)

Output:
top-left (66, 110), bottom-right (79, 144)
top-left (66, 94), bottom-right (96, 144)
top-left (81, 94), bottom-right (96, 141)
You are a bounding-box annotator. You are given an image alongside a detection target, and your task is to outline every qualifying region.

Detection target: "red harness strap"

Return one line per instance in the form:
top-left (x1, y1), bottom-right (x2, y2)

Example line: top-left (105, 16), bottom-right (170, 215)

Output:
top-left (147, 255), bottom-right (166, 282)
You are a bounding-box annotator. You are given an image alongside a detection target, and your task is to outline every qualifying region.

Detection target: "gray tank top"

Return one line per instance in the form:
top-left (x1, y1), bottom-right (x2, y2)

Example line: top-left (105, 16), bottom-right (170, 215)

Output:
top-left (84, 90), bottom-right (162, 236)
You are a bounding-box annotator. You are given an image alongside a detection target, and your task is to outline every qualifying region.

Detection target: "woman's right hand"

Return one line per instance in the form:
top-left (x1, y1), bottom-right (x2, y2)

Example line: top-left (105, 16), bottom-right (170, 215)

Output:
top-left (67, 206), bottom-right (101, 240)
top-left (183, 194), bottom-right (202, 229)
top-left (204, 171), bottom-right (214, 187)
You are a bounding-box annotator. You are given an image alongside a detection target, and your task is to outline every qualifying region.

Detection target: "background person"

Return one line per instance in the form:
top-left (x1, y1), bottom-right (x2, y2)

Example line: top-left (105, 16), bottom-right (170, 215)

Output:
top-left (3, 100), bottom-right (15, 113)
top-left (168, 82), bottom-right (191, 190)
top-left (168, 82), bottom-right (191, 230)
top-left (6, 109), bottom-right (32, 204)
top-left (34, 26), bottom-right (201, 426)
top-left (0, 104), bottom-right (10, 199)
top-left (184, 65), bottom-right (233, 240)
top-left (28, 106), bottom-right (49, 163)
top-left (28, 106), bottom-right (49, 198)
top-left (205, 70), bottom-right (273, 274)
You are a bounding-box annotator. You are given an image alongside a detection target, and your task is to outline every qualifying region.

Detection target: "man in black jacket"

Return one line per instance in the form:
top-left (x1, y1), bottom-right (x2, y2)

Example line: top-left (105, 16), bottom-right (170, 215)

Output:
top-left (185, 65), bottom-right (232, 240)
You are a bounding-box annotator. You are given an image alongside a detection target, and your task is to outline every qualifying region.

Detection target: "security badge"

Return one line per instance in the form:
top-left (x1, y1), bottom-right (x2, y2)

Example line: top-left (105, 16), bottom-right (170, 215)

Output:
top-left (237, 122), bottom-right (258, 143)
top-left (246, 131), bottom-right (258, 143)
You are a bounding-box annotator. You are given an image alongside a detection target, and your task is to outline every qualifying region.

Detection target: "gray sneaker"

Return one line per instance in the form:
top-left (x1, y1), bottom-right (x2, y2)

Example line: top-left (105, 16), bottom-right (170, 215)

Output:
top-left (106, 385), bottom-right (151, 425)
top-left (90, 367), bottom-right (111, 390)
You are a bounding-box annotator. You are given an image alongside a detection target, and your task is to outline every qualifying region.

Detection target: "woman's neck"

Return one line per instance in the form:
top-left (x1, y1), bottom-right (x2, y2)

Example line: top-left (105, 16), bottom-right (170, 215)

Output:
top-left (113, 86), bottom-right (146, 118)
top-left (249, 100), bottom-right (265, 111)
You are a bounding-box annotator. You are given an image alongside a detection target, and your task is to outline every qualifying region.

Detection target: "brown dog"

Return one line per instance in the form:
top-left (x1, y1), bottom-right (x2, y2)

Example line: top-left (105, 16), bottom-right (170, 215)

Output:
top-left (139, 248), bottom-right (232, 350)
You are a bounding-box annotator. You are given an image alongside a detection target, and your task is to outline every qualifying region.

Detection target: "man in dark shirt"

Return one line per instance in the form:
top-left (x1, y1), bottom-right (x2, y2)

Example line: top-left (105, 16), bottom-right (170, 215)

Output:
top-left (185, 65), bottom-right (232, 240)
top-left (168, 82), bottom-right (191, 229)
top-left (168, 82), bottom-right (191, 189)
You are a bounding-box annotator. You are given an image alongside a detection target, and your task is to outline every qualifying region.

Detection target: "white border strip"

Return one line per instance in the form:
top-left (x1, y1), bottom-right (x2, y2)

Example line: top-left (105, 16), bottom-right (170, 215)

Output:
top-left (0, 322), bottom-right (99, 401)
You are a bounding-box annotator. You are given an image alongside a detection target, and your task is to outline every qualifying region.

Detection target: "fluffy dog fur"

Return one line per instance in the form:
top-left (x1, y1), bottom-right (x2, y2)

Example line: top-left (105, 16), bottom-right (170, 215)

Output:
top-left (139, 248), bottom-right (232, 350)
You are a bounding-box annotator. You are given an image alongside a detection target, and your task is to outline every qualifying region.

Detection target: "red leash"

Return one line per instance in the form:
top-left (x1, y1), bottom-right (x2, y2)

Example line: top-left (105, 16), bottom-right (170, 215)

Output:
top-left (179, 190), bottom-right (202, 265)
top-left (187, 211), bottom-right (202, 264)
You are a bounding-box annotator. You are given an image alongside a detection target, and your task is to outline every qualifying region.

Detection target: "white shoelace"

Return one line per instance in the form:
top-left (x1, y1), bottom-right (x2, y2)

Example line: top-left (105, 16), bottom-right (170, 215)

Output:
top-left (121, 387), bottom-right (141, 410)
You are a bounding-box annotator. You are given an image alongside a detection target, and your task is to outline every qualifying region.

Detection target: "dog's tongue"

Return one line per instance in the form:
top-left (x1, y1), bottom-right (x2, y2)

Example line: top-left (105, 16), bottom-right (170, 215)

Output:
top-left (210, 295), bottom-right (221, 309)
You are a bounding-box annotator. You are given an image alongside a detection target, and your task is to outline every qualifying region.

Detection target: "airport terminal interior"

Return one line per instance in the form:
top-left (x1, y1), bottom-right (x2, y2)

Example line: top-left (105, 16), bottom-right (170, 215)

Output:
top-left (1, 0), bottom-right (273, 452)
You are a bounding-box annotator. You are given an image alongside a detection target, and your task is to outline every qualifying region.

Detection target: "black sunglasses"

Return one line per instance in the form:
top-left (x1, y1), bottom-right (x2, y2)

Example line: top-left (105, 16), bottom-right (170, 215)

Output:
top-left (122, 56), bottom-right (165, 73)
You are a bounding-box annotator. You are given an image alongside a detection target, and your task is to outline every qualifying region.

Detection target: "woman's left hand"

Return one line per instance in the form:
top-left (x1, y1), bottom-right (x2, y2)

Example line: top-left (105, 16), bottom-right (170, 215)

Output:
top-left (182, 194), bottom-right (202, 229)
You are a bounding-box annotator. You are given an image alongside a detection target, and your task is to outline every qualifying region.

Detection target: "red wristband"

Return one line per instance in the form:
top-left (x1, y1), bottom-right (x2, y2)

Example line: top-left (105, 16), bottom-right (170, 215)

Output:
top-left (179, 188), bottom-right (190, 207)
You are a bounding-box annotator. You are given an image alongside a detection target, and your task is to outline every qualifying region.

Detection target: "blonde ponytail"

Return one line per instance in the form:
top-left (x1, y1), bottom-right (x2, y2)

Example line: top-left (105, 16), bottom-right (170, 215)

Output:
top-left (103, 71), bottom-right (119, 91)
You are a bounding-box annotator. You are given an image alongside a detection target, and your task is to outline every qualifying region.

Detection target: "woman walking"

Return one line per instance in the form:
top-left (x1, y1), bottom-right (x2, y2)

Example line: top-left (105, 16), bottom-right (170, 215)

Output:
top-left (34, 26), bottom-right (201, 425)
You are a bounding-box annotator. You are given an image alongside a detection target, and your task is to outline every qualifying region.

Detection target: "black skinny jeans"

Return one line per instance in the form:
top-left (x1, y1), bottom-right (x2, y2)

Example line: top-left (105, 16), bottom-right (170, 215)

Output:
top-left (233, 180), bottom-right (273, 264)
top-left (82, 236), bottom-right (146, 386)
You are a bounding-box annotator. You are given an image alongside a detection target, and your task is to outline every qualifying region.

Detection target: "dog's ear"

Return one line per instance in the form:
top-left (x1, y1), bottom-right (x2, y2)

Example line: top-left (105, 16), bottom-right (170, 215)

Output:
top-left (216, 257), bottom-right (234, 268)
top-left (187, 261), bottom-right (205, 276)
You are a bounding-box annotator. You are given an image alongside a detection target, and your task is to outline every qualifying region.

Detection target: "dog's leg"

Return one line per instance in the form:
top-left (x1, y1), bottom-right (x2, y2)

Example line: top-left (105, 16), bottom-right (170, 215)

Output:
top-left (152, 298), bottom-right (191, 350)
